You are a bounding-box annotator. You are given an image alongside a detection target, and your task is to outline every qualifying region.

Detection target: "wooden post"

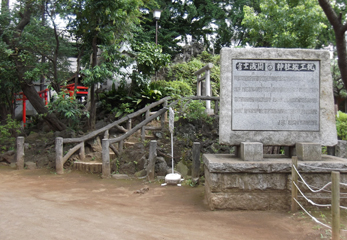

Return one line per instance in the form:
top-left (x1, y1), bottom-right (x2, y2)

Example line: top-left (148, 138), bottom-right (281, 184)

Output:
top-left (205, 69), bottom-right (211, 112)
top-left (79, 142), bottom-right (85, 161)
top-left (16, 136), bottom-right (25, 170)
top-left (164, 100), bottom-right (168, 122)
top-left (332, 171), bottom-right (340, 240)
top-left (192, 142), bottom-right (201, 179)
top-left (197, 75), bottom-right (201, 96)
top-left (102, 139), bottom-right (111, 178)
top-left (141, 110), bottom-right (150, 141)
top-left (119, 140), bottom-right (124, 153)
top-left (146, 140), bottom-right (157, 181)
top-left (161, 101), bottom-right (167, 128)
top-left (214, 100), bottom-right (219, 115)
top-left (55, 137), bottom-right (64, 174)
top-left (291, 156), bottom-right (298, 212)
top-left (126, 119), bottom-right (132, 131)
top-left (104, 130), bottom-right (109, 139)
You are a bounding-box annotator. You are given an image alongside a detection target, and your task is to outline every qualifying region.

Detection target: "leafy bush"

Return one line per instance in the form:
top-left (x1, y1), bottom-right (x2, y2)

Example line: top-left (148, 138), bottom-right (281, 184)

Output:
top-left (181, 100), bottom-right (214, 125)
top-left (166, 51), bottom-right (220, 96)
top-left (0, 115), bottom-right (21, 152)
top-left (99, 80), bottom-right (165, 119)
top-left (47, 89), bottom-right (89, 129)
top-left (131, 42), bottom-right (171, 76)
top-left (336, 111), bottom-right (347, 140)
top-left (150, 80), bottom-right (193, 97)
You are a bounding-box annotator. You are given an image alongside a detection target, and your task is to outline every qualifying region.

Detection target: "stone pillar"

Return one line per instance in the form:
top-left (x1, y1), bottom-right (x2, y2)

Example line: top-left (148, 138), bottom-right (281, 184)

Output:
top-left (16, 136), bottom-right (25, 170)
top-left (205, 69), bottom-right (213, 115)
top-left (240, 142), bottom-right (263, 161)
top-left (55, 137), bottom-right (64, 174)
top-left (335, 140), bottom-right (347, 158)
top-left (102, 139), bottom-right (111, 178)
top-left (296, 142), bottom-right (321, 161)
top-left (146, 140), bottom-right (157, 181)
top-left (192, 142), bottom-right (201, 179)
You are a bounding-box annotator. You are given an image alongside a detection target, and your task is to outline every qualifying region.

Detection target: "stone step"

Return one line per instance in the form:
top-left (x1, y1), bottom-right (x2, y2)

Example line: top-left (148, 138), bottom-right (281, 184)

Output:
top-left (73, 162), bottom-right (102, 173)
top-left (124, 142), bottom-right (136, 148)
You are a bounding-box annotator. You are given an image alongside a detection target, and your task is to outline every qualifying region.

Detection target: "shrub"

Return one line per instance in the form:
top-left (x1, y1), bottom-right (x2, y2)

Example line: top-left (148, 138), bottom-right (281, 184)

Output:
top-left (47, 89), bottom-right (89, 129)
top-left (166, 51), bottom-right (220, 96)
top-left (336, 111), bottom-right (347, 140)
top-left (149, 80), bottom-right (193, 97)
top-left (181, 100), bottom-right (214, 125)
top-left (0, 115), bottom-right (21, 152)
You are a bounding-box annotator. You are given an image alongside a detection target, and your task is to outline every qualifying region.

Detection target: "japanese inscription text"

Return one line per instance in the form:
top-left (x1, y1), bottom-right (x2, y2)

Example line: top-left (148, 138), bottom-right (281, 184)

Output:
top-left (232, 60), bottom-right (320, 131)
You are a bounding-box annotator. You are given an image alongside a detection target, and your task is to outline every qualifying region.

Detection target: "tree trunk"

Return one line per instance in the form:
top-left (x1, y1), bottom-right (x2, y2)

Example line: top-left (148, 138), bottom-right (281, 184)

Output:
top-left (88, 35), bottom-right (98, 130)
top-left (319, 0), bottom-right (347, 91)
top-left (20, 82), bottom-right (66, 131)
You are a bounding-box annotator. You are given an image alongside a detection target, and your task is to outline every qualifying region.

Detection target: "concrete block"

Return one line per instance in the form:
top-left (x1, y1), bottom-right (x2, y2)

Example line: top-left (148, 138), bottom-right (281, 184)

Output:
top-left (335, 140), bottom-right (347, 158)
top-left (25, 161), bottom-right (36, 170)
top-left (296, 142), bottom-right (321, 161)
top-left (240, 142), bottom-right (263, 161)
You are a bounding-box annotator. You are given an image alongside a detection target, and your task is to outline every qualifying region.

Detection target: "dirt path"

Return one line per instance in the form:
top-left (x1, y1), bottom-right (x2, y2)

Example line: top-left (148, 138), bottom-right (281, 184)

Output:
top-left (0, 166), bottom-right (330, 240)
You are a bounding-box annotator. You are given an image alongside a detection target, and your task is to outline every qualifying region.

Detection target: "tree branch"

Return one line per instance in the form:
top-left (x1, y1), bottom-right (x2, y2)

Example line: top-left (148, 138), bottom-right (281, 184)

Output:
top-left (318, 0), bottom-right (340, 29)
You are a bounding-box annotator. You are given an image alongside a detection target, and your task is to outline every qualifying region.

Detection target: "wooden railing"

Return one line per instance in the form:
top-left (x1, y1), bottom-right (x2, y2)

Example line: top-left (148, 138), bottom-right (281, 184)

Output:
top-left (55, 95), bottom-right (220, 176)
top-left (194, 63), bottom-right (214, 114)
top-left (55, 96), bottom-right (171, 174)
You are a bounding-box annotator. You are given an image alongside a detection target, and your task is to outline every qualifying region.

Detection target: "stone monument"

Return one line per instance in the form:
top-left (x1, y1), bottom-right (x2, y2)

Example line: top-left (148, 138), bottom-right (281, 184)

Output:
top-left (219, 48), bottom-right (337, 151)
top-left (203, 48), bottom-right (346, 211)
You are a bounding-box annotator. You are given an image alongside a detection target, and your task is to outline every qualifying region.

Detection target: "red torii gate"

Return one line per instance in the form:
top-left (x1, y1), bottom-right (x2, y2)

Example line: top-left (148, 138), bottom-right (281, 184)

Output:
top-left (15, 89), bottom-right (48, 126)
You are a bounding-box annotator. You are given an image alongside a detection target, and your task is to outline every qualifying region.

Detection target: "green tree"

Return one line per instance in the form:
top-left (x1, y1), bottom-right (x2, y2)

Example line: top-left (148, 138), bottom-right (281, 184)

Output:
top-left (68, 0), bottom-right (150, 129)
top-left (131, 42), bottom-right (171, 76)
top-left (242, 0), bottom-right (332, 48)
top-left (0, 0), bottom-right (67, 130)
top-left (135, 0), bottom-right (261, 56)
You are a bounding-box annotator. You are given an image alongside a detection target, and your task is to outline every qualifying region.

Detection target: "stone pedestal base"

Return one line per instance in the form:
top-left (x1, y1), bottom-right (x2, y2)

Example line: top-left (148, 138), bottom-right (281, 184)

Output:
top-left (203, 154), bottom-right (347, 211)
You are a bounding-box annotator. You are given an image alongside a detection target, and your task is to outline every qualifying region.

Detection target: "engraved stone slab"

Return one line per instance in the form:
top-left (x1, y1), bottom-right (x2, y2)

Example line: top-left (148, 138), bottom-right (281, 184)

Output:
top-left (219, 48), bottom-right (337, 146)
top-left (232, 60), bottom-right (320, 131)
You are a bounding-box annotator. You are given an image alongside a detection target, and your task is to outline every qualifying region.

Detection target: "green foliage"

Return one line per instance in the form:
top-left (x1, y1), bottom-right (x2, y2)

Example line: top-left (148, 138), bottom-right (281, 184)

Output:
top-left (149, 80), bottom-right (193, 97)
top-left (0, 115), bottom-right (21, 152)
top-left (135, 0), bottom-right (260, 55)
top-left (131, 42), bottom-right (171, 76)
top-left (47, 89), bottom-right (89, 129)
top-left (99, 79), bottom-right (164, 119)
top-left (242, 0), bottom-right (332, 48)
top-left (336, 111), bottom-right (347, 140)
top-left (81, 63), bottom-right (114, 87)
top-left (181, 100), bottom-right (214, 125)
top-left (166, 51), bottom-right (220, 96)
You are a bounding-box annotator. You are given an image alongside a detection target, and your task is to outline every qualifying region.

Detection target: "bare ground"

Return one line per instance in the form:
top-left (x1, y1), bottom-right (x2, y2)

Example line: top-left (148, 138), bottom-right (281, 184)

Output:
top-left (0, 166), bottom-right (339, 240)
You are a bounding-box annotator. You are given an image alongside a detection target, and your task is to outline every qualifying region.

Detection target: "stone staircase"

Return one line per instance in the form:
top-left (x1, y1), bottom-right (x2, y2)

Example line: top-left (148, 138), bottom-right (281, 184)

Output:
top-left (73, 120), bottom-right (163, 174)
